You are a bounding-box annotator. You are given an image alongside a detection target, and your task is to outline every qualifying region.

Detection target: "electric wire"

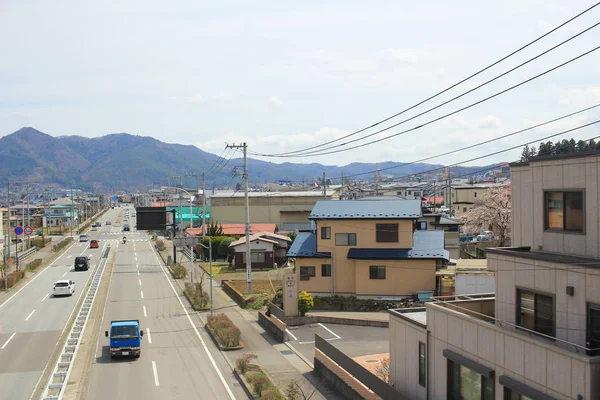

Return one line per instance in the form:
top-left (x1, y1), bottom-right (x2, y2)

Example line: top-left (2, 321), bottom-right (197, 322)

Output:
top-left (202, 146), bottom-right (230, 177)
top-left (251, 2), bottom-right (600, 157)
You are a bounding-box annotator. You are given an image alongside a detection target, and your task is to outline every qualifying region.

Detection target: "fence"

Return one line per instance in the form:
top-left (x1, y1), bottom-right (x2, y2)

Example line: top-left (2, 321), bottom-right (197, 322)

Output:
top-left (315, 335), bottom-right (406, 400)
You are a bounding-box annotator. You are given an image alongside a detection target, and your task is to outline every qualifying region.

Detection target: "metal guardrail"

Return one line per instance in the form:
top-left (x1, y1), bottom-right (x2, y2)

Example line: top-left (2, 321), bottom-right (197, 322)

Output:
top-left (181, 246), bottom-right (196, 261)
top-left (16, 247), bottom-right (37, 262)
top-left (41, 245), bottom-right (111, 400)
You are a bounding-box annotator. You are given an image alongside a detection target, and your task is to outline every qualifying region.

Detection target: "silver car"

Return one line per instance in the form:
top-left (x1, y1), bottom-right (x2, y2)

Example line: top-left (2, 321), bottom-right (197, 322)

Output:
top-left (53, 280), bottom-right (75, 296)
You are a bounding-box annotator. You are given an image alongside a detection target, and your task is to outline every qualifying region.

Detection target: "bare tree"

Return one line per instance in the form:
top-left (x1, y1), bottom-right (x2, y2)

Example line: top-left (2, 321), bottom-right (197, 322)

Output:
top-left (459, 186), bottom-right (511, 246)
top-left (374, 357), bottom-right (391, 384)
top-left (286, 378), bottom-right (322, 400)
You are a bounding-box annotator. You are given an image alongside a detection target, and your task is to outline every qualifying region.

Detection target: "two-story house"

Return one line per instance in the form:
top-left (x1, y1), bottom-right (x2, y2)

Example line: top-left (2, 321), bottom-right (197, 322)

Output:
top-left (45, 198), bottom-right (79, 228)
top-left (287, 199), bottom-right (449, 298)
top-left (388, 151), bottom-right (600, 400)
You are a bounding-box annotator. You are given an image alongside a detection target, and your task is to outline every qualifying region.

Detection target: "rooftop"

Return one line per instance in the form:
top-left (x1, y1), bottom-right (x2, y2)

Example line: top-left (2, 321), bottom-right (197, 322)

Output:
top-left (287, 232), bottom-right (331, 258)
top-left (209, 190), bottom-right (336, 198)
top-left (486, 246), bottom-right (600, 268)
top-left (309, 199), bottom-right (421, 219)
top-left (510, 148), bottom-right (600, 167)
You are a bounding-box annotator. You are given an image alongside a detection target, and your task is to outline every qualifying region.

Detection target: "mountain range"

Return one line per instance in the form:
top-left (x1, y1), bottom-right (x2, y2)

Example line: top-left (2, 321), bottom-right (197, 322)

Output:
top-left (0, 127), bottom-right (499, 191)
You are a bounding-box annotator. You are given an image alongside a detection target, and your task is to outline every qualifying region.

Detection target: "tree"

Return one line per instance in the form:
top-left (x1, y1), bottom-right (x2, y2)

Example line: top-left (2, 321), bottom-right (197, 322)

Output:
top-left (206, 220), bottom-right (223, 236)
top-left (459, 186), bottom-right (511, 246)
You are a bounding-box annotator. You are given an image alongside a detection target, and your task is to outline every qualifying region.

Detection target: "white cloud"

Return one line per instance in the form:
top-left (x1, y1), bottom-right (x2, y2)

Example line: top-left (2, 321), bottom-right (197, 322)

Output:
top-left (188, 94), bottom-right (206, 103)
top-left (478, 115), bottom-right (502, 130)
top-left (268, 96), bottom-right (282, 107)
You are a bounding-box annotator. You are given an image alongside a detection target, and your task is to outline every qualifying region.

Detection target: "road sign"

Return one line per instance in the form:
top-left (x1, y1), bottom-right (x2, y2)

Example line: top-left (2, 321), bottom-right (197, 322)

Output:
top-left (24, 226), bottom-right (33, 236)
top-left (173, 236), bottom-right (200, 247)
top-left (14, 226), bottom-right (23, 235)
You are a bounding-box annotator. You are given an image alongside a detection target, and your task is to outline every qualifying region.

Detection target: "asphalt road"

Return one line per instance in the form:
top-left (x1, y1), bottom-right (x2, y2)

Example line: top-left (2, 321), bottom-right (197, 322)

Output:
top-left (286, 323), bottom-right (390, 362)
top-left (0, 207), bottom-right (121, 400)
top-left (83, 217), bottom-right (243, 399)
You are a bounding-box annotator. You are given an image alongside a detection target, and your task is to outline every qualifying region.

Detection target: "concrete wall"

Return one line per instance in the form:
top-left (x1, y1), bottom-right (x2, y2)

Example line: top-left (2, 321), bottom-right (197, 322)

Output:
top-left (389, 314), bottom-right (427, 400)
top-left (511, 155), bottom-right (600, 257)
top-left (488, 252), bottom-right (600, 348)
top-left (316, 219), bottom-right (414, 255)
top-left (455, 274), bottom-right (495, 295)
top-left (425, 303), bottom-right (598, 400)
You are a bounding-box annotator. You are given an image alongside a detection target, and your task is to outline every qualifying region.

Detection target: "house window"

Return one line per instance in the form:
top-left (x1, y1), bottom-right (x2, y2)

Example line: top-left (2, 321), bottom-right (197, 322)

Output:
top-left (369, 266), bottom-right (386, 279)
top-left (251, 251), bottom-right (265, 263)
top-left (413, 191), bottom-right (421, 197)
top-left (474, 192), bottom-right (477, 198)
top-left (500, 376), bottom-right (551, 400)
top-left (321, 264), bottom-right (331, 277)
top-left (300, 266), bottom-right (316, 280)
top-left (517, 289), bottom-right (555, 337)
top-left (418, 342), bottom-right (426, 388)
top-left (416, 221), bottom-right (427, 230)
top-left (463, 207), bottom-right (467, 212)
top-left (376, 224), bottom-right (398, 242)
top-left (545, 191), bottom-right (584, 231)
top-left (447, 358), bottom-right (494, 400)
top-left (335, 233), bottom-right (357, 246)
top-left (588, 303), bottom-right (600, 357)
top-left (396, 191), bottom-right (402, 196)
top-left (321, 226), bottom-right (331, 239)
top-left (503, 388), bottom-right (535, 400)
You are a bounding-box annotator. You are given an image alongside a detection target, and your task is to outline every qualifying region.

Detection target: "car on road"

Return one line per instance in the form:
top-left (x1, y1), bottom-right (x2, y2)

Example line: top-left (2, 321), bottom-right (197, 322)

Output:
top-left (106, 221), bottom-right (111, 225)
top-left (123, 224), bottom-right (130, 232)
top-left (79, 234), bottom-right (88, 242)
top-left (74, 256), bottom-right (90, 271)
top-left (53, 279), bottom-right (75, 296)
top-left (89, 239), bottom-right (99, 249)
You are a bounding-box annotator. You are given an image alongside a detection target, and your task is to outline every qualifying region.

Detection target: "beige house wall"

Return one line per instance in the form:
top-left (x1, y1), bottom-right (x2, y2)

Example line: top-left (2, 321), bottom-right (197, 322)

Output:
top-left (389, 314), bottom-right (427, 400)
top-left (488, 252), bottom-right (600, 348)
top-left (425, 303), bottom-right (598, 400)
top-left (316, 219), bottom-right (414, 255)
top-left (511, 155), bottom-right (600, 257)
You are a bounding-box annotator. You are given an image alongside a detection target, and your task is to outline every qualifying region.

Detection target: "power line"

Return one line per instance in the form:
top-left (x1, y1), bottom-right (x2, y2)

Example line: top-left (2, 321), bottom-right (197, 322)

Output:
top-left (251, 2), bottom-right (600, 157)
top-left (253, 43), bottom-right (600, 158)
top-left (202, 147), bottom-right (230, 177)
top-left (210, 148), bottom-right (239, 177)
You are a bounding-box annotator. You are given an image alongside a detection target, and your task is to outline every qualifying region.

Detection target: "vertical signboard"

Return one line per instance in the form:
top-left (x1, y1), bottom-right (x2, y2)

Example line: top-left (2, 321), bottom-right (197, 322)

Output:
top-left (283, 272), bottom-right (299, 317)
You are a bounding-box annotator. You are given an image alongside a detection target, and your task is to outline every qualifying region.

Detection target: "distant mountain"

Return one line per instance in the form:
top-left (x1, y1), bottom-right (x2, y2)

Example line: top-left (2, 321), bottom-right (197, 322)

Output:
top-left (0, 127), bottom-right (500, 191)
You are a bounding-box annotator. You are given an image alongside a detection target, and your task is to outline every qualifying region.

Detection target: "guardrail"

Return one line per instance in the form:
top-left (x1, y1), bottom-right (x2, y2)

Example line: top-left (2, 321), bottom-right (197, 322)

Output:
top-left (181, 246), bottom-right (196, 261)
top-left (16, 247), bottom-right (37, 263)
top-left (41, 245), bottom-right (111, 400)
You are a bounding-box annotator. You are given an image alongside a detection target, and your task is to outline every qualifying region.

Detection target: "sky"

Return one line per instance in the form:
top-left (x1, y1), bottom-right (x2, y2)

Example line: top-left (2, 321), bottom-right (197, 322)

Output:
top-left (1, 0), bottom-right (600, 171)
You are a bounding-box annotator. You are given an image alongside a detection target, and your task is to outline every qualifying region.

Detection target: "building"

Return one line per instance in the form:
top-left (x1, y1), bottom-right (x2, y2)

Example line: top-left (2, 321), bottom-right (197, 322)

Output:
top-left (185, 223), bottom-right (278, 237)
top-left (209, 190), bottom-right (338, 231)
top-left (44, 198), bottom-right (79, 228)
top-left (389, 151), bottom-right (600, 400)
top-left (228, 232), bottom-right (292, 269)
top-left (419, 213), bottom-right (461, 260)
top-left (435, 259), bottom-right (494, 296)
top-left (287, 199), bottom-right (449, 298)
top-left (447, 183), bottom-right (508, 217)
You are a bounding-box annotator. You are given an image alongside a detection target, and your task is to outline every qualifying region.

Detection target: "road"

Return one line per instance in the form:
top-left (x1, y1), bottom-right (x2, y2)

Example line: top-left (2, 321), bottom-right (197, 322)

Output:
top-left (83, 209), bottom-right (241, 399)
top-left (0, 207), bottom-right (120, 400)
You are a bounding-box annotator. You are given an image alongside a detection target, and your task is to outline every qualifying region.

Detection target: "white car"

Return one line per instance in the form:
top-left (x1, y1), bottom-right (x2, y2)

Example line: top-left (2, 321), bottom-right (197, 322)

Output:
top-left (53, 280), bottom-right (75, 296)
top-left (79, 234), bottom-right (88, 242)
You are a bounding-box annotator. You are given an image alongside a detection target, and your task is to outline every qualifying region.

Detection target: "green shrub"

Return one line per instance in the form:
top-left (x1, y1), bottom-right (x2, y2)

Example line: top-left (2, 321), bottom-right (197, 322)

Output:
top-left (171, 264), bottom-right (187, 279)
top-left (246, 373), bottom-right (269, 397)
top-left (31, 237), bottom-right (51, 249)
top-left (53, 237), bottom-right (73, 252)
top-left (185, 282), bottom-right (209, 308)
top-left (298, 291), bottom-right (314, 316)
top-left (312, 295), bottom-right (417, 312)
top-left (155, 239), bottom-right (166, 251)
top-left (207, 313), bottom-right (241, 347)
top-left (26, 259), bottom-right (43, 271)
top-left (235, 353), bottom-right (257, 374)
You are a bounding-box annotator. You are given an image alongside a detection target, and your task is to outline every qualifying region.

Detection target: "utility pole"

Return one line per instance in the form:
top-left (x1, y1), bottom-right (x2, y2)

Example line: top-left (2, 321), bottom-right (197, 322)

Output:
top-left (202, 173), bottom-right (206, 239)
top-left (226, 142), bottom-right (251, 293)
top-left (341, 172), bottom-right (344, 200)
top-left (70, 188), bottom-right (74, 239)
top-left (322, 172), bottom-right (326, 198)
top-left (6, 179), bottom-right (10, 283)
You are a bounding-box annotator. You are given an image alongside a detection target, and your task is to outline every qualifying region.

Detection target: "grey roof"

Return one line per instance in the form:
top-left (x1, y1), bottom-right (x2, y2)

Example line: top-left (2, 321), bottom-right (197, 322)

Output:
top-left (309, 199), bottom-right (421, 219)
top-left (210, 190), bottom-right (336, 198)
top-left (436, 216), bottom-right (462, 225)
top-left (287, 232), bottom-right (331, 258)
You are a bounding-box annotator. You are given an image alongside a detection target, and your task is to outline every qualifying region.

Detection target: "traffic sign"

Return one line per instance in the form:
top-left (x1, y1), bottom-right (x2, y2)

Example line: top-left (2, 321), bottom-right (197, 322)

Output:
top-left (14, 226), bottom-right (23, 235)
top-left (24, 226), bottom-right (33, 236)
top-left (173, 236), bottom-right (200, 247)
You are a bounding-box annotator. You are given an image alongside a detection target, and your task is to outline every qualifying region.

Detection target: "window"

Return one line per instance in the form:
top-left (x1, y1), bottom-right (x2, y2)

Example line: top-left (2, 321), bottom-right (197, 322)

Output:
top-left (418, 342), bottom-right (426, 388)
top-left (416, 221), bottom-right (427, 230)
top-left (474, 192), bottom-right (477, 198)
top-left (545, 191), bottom-right (584, 231)
top-left (321, 264), bottom-right (331, 277)
top-left (463, 207), bottom-right (467, 212)
top-left (588, 303), bottom-right (600, 357)
top-left (369, 266), bottom-right (386, 279)
top-left (447, 359), bottom-right (494, 400)
top-left (300, 266), bottom-right (316, 280)
top-left (500, 376), bottom-right (550, 400)
top-left (335, 233), bottom-right (357, 246)
top-left (503, 388), bottom-right (534, 400)
top-left (321, 226), bottom-right (331, 239)
top-left (517, 289), bottom-right (555, 337)
top-left (376, 224), bottom-right (398, 242)
top-left (251, 252), bottom-right (265, 263)
top-left (413, 191), bottom-right (422, 197)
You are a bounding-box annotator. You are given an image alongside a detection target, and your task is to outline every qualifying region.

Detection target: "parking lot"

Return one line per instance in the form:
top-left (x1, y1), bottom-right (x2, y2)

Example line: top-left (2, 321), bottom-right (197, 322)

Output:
top-left (285, 323), bottom-right (389, 362)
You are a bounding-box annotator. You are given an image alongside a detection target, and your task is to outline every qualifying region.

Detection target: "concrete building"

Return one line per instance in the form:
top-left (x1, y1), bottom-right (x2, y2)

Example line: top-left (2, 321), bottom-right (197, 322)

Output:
top-left (419, 213), bottom-right (462, 260)
top-left (288, 199), bottom-right (449, 298)
top-left (209, 190), bottom-right (338, 231)
top-left (448, 183), bottom-right (508, 217)
top-left (389, 151), bottom-right (600, 400)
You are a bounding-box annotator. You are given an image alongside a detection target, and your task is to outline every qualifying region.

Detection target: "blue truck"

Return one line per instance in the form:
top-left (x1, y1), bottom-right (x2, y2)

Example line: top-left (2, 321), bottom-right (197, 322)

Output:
top-left (105, 320), bottom-right (144, 358)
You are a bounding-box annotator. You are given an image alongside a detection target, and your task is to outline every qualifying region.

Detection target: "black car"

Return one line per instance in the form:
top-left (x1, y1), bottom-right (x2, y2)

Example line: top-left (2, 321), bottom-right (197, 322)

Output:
top-left (123, 224), bottom-right (130, 232)
top-left (74, 256), bottom-right (90, 271)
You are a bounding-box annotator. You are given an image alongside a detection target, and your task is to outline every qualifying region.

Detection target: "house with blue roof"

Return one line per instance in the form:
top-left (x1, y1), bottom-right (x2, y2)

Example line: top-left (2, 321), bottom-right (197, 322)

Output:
top-left (287, 199), bottom-right (449, 298)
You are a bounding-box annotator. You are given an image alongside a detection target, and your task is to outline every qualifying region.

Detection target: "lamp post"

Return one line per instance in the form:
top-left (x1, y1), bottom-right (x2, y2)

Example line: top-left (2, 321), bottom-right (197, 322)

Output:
top-left (163, 186), bottom-right (195, 286)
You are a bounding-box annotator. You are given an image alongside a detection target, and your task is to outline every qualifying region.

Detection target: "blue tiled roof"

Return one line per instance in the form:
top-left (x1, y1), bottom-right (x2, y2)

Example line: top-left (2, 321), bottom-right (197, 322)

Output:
top-left (287, 232), bottom-right (331, 258)
top-left (309, 199), bottom-right (421, 219)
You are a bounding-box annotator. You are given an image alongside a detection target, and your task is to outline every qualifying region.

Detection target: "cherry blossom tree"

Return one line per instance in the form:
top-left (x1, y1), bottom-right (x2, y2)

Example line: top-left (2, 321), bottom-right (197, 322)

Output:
top-left (459, 186), bottom-right (511, 246)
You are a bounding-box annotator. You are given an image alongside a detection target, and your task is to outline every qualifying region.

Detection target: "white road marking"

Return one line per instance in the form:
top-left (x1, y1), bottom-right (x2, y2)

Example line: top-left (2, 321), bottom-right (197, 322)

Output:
top-left (318, 323), bottom-right (341, 339)
top-left (62, 271), bottom-right (68, 277)
top-left (285, 329), bottom-right (299, 341)
top-left (140, 291), bottom-right (144, 299)
top-left (1, 333), bottom-right (16, 349)
top-left (137, 270), bottom-right (140, 276)
top-left (139, 279), bottom-right (142, 286)
top-left (41, 293), bottom-right (50, 302)
top-left (152, 361), bottom-right (160, 386)
top-left (25, 309), bottom-right (36, 321)
top-left (146, 328), bottom-right (152, 344)
top-left (143, 305), bottom-right (147, 317)
top-left (150, 245), bottom-right (236, 400)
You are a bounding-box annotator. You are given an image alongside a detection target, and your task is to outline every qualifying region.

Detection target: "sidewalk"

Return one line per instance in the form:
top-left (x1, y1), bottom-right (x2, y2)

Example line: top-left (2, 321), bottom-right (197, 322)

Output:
top-left (163, 240), bottom-right (344, 400)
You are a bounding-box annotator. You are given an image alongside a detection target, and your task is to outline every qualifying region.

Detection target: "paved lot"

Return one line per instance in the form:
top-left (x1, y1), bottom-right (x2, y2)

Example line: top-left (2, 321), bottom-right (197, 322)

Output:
top-left (286, 323), bottom-right (389, 362)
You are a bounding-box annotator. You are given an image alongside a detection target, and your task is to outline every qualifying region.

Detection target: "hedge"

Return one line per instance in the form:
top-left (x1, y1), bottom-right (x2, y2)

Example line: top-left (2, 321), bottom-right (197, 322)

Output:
top-left (26, 258), bottom-right (43, 271)
top-left (170, 263), bottom-right (187, 279)
top-left (184, 282), bottom-right (208, 309)
top-left (312, 295), bottom-right (419, 312)
top-left (53, 237), bottom-right (73, 252)
top-left (207, 313), bottom-right (241, 348)
top-left (0, 270), bottom-right (26, 289)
